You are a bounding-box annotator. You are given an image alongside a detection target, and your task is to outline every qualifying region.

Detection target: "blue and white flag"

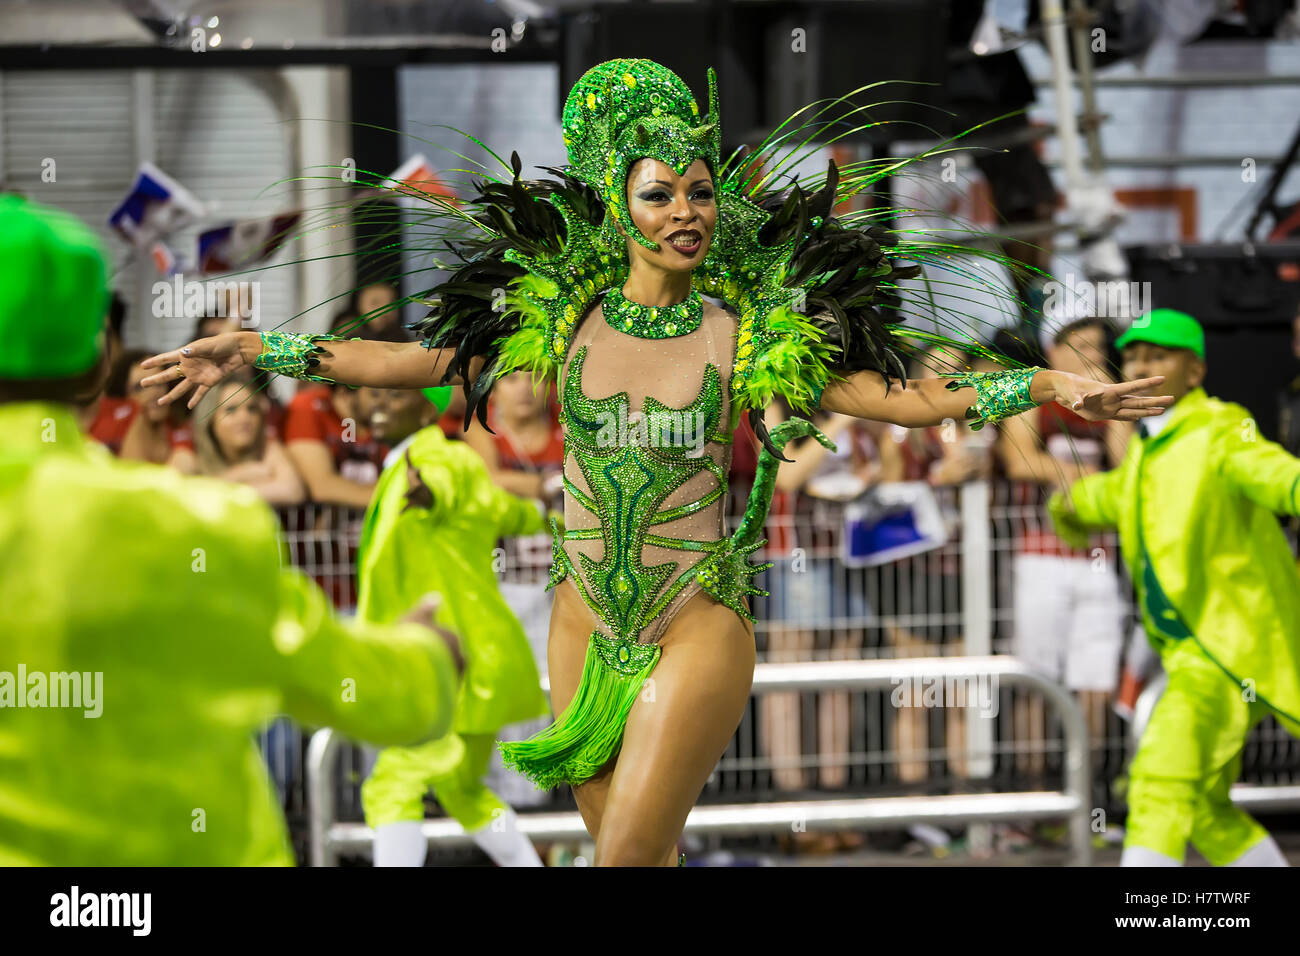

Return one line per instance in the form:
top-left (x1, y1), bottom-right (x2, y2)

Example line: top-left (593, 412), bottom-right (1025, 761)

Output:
top-left (841, 481), bottom-right (948, 567)
top-left (107, 162), bottom-right (204, 250)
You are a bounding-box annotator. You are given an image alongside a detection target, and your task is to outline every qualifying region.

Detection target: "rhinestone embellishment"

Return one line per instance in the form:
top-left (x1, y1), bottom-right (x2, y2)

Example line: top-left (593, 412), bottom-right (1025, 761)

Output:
top-left (602, 285), bottom-right (703, 339)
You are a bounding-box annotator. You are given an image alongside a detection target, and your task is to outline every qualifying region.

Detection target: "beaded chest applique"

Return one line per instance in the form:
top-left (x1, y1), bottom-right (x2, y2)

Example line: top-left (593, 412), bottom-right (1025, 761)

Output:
top-left (548, 344), bottom-right (732, 657)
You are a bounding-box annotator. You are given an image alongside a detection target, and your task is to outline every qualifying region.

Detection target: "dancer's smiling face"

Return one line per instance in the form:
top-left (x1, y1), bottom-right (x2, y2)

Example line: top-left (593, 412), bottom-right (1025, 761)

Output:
top-left (622, 158), bottom-right (717, 273)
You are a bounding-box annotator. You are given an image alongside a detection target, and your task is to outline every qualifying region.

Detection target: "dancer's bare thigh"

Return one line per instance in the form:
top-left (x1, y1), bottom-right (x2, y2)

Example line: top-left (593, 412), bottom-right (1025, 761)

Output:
top-left (548, 581), bottom-right (755, 859)
top-left (594, 592), bottom-right (755, 865)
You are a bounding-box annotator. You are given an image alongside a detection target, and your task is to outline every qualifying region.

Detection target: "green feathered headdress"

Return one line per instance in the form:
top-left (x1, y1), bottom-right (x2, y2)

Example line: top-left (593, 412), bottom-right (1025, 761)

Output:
top-left (561, 58), bottom-right (720, 252)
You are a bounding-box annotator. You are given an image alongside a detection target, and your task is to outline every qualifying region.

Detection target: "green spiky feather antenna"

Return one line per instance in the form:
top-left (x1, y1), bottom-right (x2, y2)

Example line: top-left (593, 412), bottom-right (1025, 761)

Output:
top-left (225, 67), bottom-right (1047, 455)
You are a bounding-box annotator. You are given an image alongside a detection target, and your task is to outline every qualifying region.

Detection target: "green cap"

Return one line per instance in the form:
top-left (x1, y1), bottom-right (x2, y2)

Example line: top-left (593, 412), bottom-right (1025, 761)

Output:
top-left (1115, 308), bottom-right (1205, 359)
top-left (421, 386), bottom-right (453, 413)
top-left (0, 195), bottom-right (110, 379)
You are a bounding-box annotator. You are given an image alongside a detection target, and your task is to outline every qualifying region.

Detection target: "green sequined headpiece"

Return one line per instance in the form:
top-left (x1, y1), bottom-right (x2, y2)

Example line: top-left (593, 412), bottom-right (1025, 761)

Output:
top-left (560, 58), bottom-right (721, 251)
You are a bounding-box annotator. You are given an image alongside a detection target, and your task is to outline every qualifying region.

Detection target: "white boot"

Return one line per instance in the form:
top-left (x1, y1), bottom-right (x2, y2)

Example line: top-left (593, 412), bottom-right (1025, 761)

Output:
top-left (469, 807), bottom-right (543, 867)
top-left (1226, 835), bottom-right (1290, 867)
top-left (1120, 844), bottom-right (1182, 867)
top-left (372, 820), bottom-right (428, 867)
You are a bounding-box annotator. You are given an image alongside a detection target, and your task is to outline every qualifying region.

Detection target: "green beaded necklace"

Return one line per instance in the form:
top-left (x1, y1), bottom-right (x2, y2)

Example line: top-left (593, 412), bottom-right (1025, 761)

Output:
top-left (601, 284), bottom-right (703, 339)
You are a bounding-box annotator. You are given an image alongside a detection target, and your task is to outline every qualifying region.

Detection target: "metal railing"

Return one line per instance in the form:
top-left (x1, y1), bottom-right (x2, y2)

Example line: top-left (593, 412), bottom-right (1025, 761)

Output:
top-left (270, 477), bottom-right (1300, 865)
top-left (307, 655), bottom-right (1096, 867)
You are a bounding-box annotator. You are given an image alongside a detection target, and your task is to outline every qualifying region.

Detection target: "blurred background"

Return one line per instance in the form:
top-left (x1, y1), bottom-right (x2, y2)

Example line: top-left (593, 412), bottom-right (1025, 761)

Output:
top-left (5, 0), bottom-right (1300, 866)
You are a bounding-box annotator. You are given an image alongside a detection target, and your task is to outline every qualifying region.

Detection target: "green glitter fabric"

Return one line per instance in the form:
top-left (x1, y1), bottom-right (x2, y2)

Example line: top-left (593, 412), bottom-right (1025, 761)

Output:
top-left (253, 330), bottom-right (345, 385)
top-left (601, 285), bottom-right (704, 338)
top-left (944, 366), bottom-right (1041, 430)
top-left (499, 341), bottom-right (835, 788)
top-left (544, 343), bottom-right (730, 643)
top-left (499, 342), bottom-right (731, 786)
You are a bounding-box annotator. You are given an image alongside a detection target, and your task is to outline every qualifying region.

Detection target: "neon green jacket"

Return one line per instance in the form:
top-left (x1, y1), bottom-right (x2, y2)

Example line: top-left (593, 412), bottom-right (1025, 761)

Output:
top-left (0, 402), bottom-right (460, 866)
top-left (356, 424), bottom-right (549, 735)
top-left (1050, 388), bottom-right (1300, 732)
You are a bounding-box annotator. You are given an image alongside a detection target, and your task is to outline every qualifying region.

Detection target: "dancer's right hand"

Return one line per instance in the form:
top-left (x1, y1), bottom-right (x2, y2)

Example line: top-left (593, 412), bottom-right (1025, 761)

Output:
top-left (139, 330), bottom-right (259, 409)
top-left (401, 593), bottom-right (466, 676)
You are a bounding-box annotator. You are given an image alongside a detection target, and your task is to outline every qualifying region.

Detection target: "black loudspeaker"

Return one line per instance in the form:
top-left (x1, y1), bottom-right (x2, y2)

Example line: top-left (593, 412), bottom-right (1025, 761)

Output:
top-left (762, 0), bottom-right (951, 146)
top-left (1126, 241), bottom-right (1300, 441)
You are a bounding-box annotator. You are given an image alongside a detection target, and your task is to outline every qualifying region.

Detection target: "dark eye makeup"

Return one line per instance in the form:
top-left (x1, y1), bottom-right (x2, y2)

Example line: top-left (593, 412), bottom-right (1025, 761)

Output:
top-left (635, 188), bottom-right (715, 202)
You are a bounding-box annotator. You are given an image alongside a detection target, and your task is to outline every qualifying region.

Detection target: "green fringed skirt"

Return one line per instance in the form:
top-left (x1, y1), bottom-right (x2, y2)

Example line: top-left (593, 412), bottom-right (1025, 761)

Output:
top-left (498, 630), bottom-right (660, 790)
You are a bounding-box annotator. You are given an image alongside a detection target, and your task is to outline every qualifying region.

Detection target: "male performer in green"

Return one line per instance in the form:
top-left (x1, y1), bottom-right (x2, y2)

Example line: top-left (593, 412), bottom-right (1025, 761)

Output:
top-left (355, 384), bottom-right (552, 866)
top-left (0, 194), bottom-right (462, 865)
top-left (1051, 308), bottom-right (1300, 866)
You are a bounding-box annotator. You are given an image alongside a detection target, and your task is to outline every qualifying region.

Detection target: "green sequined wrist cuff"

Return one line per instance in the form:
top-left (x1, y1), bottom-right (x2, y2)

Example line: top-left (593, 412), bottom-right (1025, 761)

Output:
top-left (253, 331), bottom-right (345, 384)
top-left (944, 367), bottom-right (1041, 431)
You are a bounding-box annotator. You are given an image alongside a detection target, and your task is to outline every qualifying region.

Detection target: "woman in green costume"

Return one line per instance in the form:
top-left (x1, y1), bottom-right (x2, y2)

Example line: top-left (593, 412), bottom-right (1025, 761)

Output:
top-left (144, 59), bottom-right (1169, 866)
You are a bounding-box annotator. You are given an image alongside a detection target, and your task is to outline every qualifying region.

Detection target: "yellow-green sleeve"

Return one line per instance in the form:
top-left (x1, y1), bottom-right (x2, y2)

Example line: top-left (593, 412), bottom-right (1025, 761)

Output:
top-left (273, 568), bottom-right (460, 747)
top-left (488, 482), bottom-right (546, 538)
top-left (424, 445), bottom-right (545, 538)
top-left (1049, 467), bottom-right (1123, 549)
top-left (1217, 423), bottom-right (1300, 516)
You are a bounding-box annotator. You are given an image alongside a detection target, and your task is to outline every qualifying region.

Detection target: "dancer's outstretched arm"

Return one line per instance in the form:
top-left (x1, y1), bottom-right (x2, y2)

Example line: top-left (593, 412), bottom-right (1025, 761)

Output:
top-left (140, 330), bottom-right (479, 409)
top-left (819, 368), bottom-right (1173, 429)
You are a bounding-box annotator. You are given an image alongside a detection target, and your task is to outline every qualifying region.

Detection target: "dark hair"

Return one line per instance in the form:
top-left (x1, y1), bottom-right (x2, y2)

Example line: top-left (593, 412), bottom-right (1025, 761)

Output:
top-left (106, 348), bottom-right (151, 399)
top-left (190, 314), bottom-right (231, 342)
top-left (0, 353), bottom-right (110, 407)
top-left (358, 320), bottom-right (413, 344)
top-left (1053, 316), bottom-right (1113, 348)
top-left (107, 292), bottom-right (127, 339)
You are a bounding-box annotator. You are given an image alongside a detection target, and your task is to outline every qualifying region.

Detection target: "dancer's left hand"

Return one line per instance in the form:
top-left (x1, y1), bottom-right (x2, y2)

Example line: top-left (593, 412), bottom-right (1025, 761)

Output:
top-left (1044, 371), bottom-right (1174, 422)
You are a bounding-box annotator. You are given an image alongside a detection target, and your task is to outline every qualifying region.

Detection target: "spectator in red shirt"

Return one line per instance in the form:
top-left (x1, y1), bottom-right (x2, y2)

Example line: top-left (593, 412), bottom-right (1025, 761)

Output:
top-left (85, 347), bottom-right (146, 454)
top-left (463, 371), bottom-right (564, 506)
top-left (192, 371), bottom-right (305, 505)
top-left (283, 381), bottom-right (387, 508)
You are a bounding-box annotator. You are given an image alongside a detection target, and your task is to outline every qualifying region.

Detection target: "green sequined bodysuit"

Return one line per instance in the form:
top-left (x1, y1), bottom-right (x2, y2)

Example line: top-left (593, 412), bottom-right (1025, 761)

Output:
top-left (552, 300), bottom-right (737, 651)
top-left (498, 296), bottom-right (812, 788)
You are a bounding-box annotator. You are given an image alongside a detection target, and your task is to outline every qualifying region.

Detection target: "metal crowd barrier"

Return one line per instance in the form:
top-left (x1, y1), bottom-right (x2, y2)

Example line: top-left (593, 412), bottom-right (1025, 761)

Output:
top-left (307, 656), bottom-right (1096, 867)
top-left (272, 475), bottom-right (1300, 866)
